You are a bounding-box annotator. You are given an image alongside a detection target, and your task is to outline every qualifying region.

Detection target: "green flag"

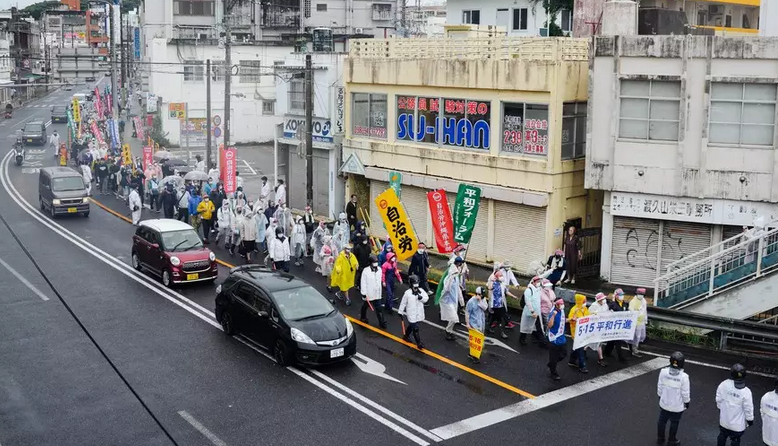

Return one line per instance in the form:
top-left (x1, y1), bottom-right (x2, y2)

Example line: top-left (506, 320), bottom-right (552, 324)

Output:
top-left (453, 184), bottom-right (482, 244)
top-left (434, 266), bottom-right (450, 305)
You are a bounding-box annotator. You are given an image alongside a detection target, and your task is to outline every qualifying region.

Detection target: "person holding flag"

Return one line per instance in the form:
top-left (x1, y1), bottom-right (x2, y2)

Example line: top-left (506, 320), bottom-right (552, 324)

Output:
top-left (465, 286), bottom-right (488, 364)
top-left (546, 298), bottom-right (567, 381)
top-left (359, 254), bottom-right (386, 329)
top-left (399, 274), bottom-right (428, 350)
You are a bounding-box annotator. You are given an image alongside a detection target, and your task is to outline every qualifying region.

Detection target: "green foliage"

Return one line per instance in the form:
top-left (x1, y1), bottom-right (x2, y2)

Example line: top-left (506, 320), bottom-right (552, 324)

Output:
top-left (528, 0), bottom-right (574, 36)
top-left (647, 325), bottom-right (718, 349)
top-left (23, 0), bottom-right (142, 21)
top-left (150, 114), bottom-right (171, 148)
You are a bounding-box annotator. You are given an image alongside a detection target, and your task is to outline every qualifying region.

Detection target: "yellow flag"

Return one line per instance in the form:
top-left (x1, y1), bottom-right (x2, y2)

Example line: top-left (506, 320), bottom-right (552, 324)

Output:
top-left (122, 143), bottom-right (132, 167)
top-left (374, 188), bottom-right (419, 261)
top-left (72, 98), bottom-right (81, 123)
top-left (468, 328), bottom-right (485, 359)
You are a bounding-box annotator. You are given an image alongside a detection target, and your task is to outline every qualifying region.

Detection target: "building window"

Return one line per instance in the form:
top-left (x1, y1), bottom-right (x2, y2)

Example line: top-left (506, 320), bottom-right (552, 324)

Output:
top-left (304, 0), bottom-right (311, 17)
top-left (462, 10), bottom-right (480, 25)
top-left (239, 60), bottom-right (262, 83)
top-left (352, 93), bottom-right (387, 139)
top-left (619, 79), bottom-right (681, 141)
top-left (316, 3), bottom-right (327, 11)
top-left (562, 102), bottom-right (587, 160)
top-left (183, 61), bottom-right (204, 82)
top-left (709, 82), bottom-right (777, 147)
top-left (513, 8), bottom-right (528, 31)
top-left (210, 60), bottom-right (225, 82)
top-left (262, 100), bottom-right (275, 115)
top-left (501, 102), bottom-right (549, 156)
top-left (560, 9), bottom-right (572, 32)
top-left (174, 0), bottom-right (215, 16)
top-left (288, 76), bottom-right (305, 113)
top-left (396, 96), bottom-right (491, 150)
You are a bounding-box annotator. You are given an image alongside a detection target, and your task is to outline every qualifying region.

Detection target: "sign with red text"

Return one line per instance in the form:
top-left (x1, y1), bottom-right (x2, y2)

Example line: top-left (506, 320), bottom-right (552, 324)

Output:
top-left (501, 102), bottom-right (549, 156)
top-left (142, 146), bottom-right (153, 171)
top-left (134, 117), bottom-right (144, 141)
top-left (427, 189), bottom-right (455, 253)
top-left (221, 146), bottom-right (237, 194)
top-left (90, 121), bottom-right (105, 148)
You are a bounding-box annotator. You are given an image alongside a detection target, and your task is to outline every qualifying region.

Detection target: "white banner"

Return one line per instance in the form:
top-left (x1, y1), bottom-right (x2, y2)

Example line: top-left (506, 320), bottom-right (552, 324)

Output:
top-left (572, 311), bottom-right (638, 351)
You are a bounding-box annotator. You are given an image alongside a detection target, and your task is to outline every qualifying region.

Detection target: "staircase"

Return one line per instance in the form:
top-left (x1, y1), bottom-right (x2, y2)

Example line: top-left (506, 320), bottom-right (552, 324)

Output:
top-left (654, 227), bottom-right (778, 319)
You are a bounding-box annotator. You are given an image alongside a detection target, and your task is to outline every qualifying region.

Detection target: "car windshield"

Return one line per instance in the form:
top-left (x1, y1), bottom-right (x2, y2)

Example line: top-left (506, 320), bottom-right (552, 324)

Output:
top-left (52, 106), bottom-right (66, 113)
top-left (161, 229), bottom-right (203, 252)
top-left (274, 286), bottom-right (336, 321)
top-left (25, 123), bottom-right (42, 132)
top-left (51, 176), bottom-right (85, 192)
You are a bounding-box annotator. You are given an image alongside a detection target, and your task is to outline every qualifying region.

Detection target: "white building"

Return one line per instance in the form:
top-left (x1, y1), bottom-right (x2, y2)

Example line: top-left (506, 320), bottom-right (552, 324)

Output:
top-left (445, 0), bottom-right (569, 36)
top-left (587, 33), bottom-right (778, 288)
top-left (274, 52), bottom-right (346, 217)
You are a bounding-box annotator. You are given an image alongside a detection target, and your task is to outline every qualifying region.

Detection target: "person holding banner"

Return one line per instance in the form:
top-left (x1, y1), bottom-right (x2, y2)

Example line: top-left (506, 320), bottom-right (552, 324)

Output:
top-left (604, 289), bottom-right (629, 363)
top-left (628, 287), bottom-right (649, 358)
top-left (359, 254), bottom-right (387, 329)
top-left (465, 287), bottom-right (489, 364)
top-left (487, 270), bottom-right (517, 340)
top-left (381, 252), bottom-right (403, 313)
top-left (399, 274), bottom-right (428, 350)
top-left (546, 299), bottom-right (567, 381)
top-left (588, 292), bottom-right (610, 368)
top-left (567, 294), bottom-right (590, 373)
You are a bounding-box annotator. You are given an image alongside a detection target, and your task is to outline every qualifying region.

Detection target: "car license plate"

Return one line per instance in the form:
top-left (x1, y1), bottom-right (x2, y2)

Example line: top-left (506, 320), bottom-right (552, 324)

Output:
top-left (186, 273), bottom-right (199, 281)
top-left (27, 139), bottom-right (32, 142)
top-left (330, 347), bottom-right (344, 359)
top-left (67, 207), bottom-right (77, 213)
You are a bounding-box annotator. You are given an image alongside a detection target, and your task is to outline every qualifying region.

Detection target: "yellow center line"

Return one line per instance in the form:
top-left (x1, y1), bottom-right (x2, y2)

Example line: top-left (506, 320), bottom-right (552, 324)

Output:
top-left (91, 197), bottom-right (536, 399)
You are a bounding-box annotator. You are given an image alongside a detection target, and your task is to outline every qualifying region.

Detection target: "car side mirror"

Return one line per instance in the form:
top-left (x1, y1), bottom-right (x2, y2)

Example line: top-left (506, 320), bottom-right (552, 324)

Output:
top-left (150, 243), bottom-right (159, 249)
top-left (257, 310), bottom-right (269, 318)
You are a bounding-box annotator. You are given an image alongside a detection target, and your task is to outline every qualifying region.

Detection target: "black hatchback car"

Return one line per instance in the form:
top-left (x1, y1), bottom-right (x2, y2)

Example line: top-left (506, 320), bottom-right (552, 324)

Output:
top-left (215, 265), bottom-right (357, 366)
top-left (22, 121), bottom-right (47, 145)
top-left (51, 105), bottom-right (68, 123)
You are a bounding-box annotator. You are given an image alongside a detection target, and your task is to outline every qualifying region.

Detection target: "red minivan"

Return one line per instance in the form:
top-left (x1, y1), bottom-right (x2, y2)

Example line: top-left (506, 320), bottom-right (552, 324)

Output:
top-left (131, 219), bottom-right (218, 287)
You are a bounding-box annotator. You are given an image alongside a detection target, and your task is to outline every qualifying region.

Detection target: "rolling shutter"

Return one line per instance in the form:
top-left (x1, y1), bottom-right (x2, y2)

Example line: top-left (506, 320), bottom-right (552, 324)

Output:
top-left (610, 216), bottom-right (660, 287)
top-left (493, 200), bottom-right (546, 273)
top-left (659, 221), bottom-right (712, 272)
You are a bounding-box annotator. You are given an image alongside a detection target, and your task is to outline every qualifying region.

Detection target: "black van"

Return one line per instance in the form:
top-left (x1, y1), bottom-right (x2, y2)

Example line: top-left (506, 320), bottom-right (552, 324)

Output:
top-left (38, 167), bottom-right (90, 218)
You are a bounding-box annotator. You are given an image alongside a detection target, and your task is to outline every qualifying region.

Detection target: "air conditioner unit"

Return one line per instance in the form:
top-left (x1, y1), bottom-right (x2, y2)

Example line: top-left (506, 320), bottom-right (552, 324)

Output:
top-left (539, 27), bottom-right (548, 37)
top-left (709, 5), bottom-right (724, 15)
top-left (355, 27), bottom-right (364, 34)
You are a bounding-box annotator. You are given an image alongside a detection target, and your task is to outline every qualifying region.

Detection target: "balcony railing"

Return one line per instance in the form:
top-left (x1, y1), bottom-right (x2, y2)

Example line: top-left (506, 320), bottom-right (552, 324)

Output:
top-left (172, 27), bottom-right (219, 41)
top-left (261, 5), bottom-right (300, 29)
top-left (349, 37), bottom-right (590, 61)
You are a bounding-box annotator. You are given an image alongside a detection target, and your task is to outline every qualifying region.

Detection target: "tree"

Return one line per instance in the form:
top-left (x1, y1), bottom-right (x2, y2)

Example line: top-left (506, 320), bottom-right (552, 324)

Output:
top-left (528, 0), bottom-right (574, 36)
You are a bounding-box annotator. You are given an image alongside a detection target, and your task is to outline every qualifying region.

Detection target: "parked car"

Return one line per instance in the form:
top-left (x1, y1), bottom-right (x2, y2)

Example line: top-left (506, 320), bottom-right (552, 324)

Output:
top-left (22, 121), bottom-right (47, 145)
top-left (85, 76), bottom-right (96, 82)
top-left (215, 265), bottom-right (357, 366)
top-left (51, 105), bottom-right (68, 123)
top-left (132, 219), bottom-right (218, 287)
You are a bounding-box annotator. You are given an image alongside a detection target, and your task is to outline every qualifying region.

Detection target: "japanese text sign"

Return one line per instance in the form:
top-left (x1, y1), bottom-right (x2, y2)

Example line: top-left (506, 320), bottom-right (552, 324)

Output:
top-left (134, 116), bottom-right (144, 141)
top-left (375, 188), bottom-right (419, 261)
top-left (109, 119), bottom-right (120, 149)
top-left (468, 328), bottom-right (485, 359)
top-left (121, 143), bottom-right (133, 167)
top-left (90, 121), bottom-right (105, 148)
top-left (572, 311), bottom-right (638, 350)
top-left (94, 87), bottom-right (103, 120)
top-left (67, 109), bottom-right (76, 140)
top-left (72, 98), bottom-right (81, 123)
top-left (142, 146), bottom-right (153, 171)
top-left (169, 103), bottom-right (186, 120)
top-left (221, 146), bottom-right (237, 194)
top-left (453, 184), bottom-right (482, 244)
top-left (427, 189), bottom-right (455, 254)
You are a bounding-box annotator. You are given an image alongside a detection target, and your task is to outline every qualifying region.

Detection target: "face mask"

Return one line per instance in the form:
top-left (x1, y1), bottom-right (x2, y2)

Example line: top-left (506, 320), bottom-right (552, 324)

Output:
top-left (418, 249), bottom-right (425, 254)
top-left (558, 306), bottom-right (565, 312)
top-left (617, 295), bottom-right (624, 301)
top-left (362, 240), bottom-right (368, 245)
top-left (412, 284), bottom-right (419, 289)
top-left (637, 295), bottom-right (644, 300)
top-left (371, 263), bottom-right (378, 268)
top-left (277, 234), bottom-right (283, 239)
top-left (387, 247), bottom-right (393, 252)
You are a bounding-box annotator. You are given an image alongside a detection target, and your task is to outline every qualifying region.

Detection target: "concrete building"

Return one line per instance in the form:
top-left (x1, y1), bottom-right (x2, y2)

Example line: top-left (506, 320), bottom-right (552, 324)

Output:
top-left (445, 0), bottom-right (565, 36)
top-left (342, 37), bottom-right (601, 273)
top-left (407, 5), bottom-right (446, 37)
top-left (274, 52), bottom-right (346, 217)
top-left (52, 46), bottom-right (103, 82)
top-left (587, 34), bottom-right (778, 288)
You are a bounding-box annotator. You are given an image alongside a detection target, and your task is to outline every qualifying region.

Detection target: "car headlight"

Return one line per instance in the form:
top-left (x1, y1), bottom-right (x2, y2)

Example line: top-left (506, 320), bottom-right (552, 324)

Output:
top-left (82, 197), bottom-right (89, 203)
top-left (169, 256), bottom-right (181, 266)
top-left (345, 317), bottom-right (354, 337)
top-left (52, 199), bottom-right (61, 205)
top-left (209, 252), bottom-right (216, 261)
top-left (291, 327), bottom-right (315, 345)
top-left (215, 284), bottom-right (222, 294)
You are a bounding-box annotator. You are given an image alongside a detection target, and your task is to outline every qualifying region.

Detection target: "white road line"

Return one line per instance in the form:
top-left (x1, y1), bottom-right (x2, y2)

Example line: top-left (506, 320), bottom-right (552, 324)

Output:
top-left (242, 159), bottom-right (256, 175)
top-left (10, 116), bottom-right (35, 130)
top-left (178, 411), bottom-right (228, 446)
top-left (429, 357), bottom-right (666, 440)
top-left (634, 348), bottom-right (778, 379)
top-left (0, 256), bottom-right (49, 301)
top-left (0, 152), bottom-right (435, 446)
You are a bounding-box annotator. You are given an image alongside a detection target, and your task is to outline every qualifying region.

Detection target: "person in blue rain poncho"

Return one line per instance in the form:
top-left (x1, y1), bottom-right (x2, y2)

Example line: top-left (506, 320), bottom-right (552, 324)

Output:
top-left (465, 287), bottom-right (488, 364)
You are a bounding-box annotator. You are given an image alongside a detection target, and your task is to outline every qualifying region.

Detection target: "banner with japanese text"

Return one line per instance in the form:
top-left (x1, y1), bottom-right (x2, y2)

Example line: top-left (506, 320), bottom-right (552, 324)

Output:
top-left (67, 109), bottom-right (76, 140)
top-left (427, 189), bottom-right (455, 253)
top-left (453, 183), bottom-right (482, 244)
top-left (72, 98), bottom-right (81, 123)
top-left (90, 121), bottom-right (105, 148)
top-left (220, 146), bottom-right (237, 194)
top-left (374, 188), bottom-right (419, 261)
top-left (109, 119), bottom-right (120, 149)
top-left (142, 146), bottom-right (153, 171)
top-left (133, 116), bottom-right (144, 141)
top-left (468, 328), bottom-right (485, 359)
top-left (572, 311), bottom-right (639, 350)
top-left (94, 87), bottom-right (103, 120)
top-left (121, 143), bottom-right (133, 167)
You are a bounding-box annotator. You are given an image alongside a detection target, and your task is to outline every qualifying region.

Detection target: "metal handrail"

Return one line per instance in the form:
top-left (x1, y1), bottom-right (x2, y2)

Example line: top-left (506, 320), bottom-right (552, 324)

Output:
top-left (664, 231), bottom-right (747, 273)
top-left (649, 306), bottom-right (778, 343)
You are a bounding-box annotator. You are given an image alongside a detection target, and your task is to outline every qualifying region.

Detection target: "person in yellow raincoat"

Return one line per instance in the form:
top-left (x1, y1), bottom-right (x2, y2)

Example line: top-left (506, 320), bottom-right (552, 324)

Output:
top-left (566, 294), bottom-right (590, 373)
top-left (329, 243), bottom-right (359, 306)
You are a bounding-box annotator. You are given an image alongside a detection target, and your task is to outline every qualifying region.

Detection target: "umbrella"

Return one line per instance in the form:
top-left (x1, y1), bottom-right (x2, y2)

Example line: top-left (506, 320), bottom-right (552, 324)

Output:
top-left (184, 170), bottom-right (209, 182)
top-left (163, 158), bottom-right (187, 167)
top-left (153, 150), bottom-right (172, 161)
top-left (160, 175), bottom-right (183, 187)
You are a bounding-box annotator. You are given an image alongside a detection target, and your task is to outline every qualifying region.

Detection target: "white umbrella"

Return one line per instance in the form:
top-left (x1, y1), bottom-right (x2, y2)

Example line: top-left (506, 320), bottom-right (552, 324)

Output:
top-left (160, 175), bottom-right (183, 187)
top-left (184, 170), bottom-right (209, 182)
top-left (153, 150), bottom-right (172, 161)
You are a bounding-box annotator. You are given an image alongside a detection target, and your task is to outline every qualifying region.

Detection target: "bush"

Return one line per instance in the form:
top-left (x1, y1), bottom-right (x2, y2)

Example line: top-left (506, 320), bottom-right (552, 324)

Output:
top-left (149, 114), bottom-right (171, 147)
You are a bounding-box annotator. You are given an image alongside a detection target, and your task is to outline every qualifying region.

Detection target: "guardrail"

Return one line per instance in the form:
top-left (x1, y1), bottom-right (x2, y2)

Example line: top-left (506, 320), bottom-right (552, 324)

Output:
top-left (663, 231), bottom-right (744, 274)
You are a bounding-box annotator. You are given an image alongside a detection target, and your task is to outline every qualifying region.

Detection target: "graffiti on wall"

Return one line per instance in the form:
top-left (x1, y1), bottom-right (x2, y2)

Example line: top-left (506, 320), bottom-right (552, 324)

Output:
top-left (624, 228), bottom-right (691, 271)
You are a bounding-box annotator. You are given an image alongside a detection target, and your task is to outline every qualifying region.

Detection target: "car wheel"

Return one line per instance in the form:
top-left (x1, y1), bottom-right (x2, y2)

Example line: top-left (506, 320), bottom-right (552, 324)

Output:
top-left (162, 270), bottom-right (173, 288)
top-left (39, 197), bottom-right (44, 211)
top-left (50, 204), bottom-right (56, 219)
top-left (131, 251), bottom-right (141, 271)
top-left (220, 311), bottom-right (235, 336)
top-left (274, 339), bottom-right (292, 366)
top-left (82, 212), bottom-right (89, 218)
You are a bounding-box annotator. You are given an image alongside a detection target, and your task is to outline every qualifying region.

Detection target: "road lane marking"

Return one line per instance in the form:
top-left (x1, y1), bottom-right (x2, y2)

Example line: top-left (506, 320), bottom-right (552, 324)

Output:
top-left (430, 357), bottom-right (666, 440)
top-left (89, 195), bottom-right (537, 400)
top-left (242, 159), bottom-right (256, 175)
top-left (2, 154), bottom-right (434, 446)
top-left (351, 352), bottom-right (407, 385)
top-left (178, 411), bottom-right (228, 446)
top-left (0, 256), bottom-right (49, 301)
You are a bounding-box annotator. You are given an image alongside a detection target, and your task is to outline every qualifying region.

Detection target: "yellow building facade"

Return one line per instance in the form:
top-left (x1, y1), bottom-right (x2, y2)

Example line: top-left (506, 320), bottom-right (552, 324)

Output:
top-left (342, 37), bottom-right (602, 273)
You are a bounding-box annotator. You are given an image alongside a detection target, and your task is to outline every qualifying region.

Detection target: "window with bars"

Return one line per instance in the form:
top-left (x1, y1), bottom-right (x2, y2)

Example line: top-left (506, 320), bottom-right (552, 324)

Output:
top-left (210, 60), bottom-right (225, 82)
top-left (183, 61), bottom-right (204, 82)
top-left (289, 76), bottom-right (305, 113)
top-left (709, 82), bottom-right (777, 147)
top-left (304, 0), bottom-right (311, 17)
top-left (562, 102), bottom-right (587, 160)
top-left (173, 0), bottom-right (215, 16)
top-left (239, 60), bottom-right (262, 83)
top-left (462, 10), bottom-right (480, 24)
top-left (262, 100), bottom-right (275, 115)
top-left (619, 79), bottom-right (681, 142)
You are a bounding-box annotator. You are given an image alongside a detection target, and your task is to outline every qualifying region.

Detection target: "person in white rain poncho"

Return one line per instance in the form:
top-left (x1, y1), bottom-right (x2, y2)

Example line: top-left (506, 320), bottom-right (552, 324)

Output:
top-left (254, 205), bottom-right (268, 253)
top-left (311, 221), bottom-right (329, 273)
top-left (319, 235), bottom-right (335, 277)
top-left (332, 212), bottom-right (350, 254)
top-left (465, 287), bottom-right (489, 364)
top-left (587, 292), bottom-right (610, 367)
top-left (519, 276), bottom-right (543, 346)
top-left (628, 287), bottom-right (648, 358)
top-left (274, 203), bottom-right (292, 237)
top-left (259, 176), bottom-right (271, 209)
top-left (216, 201), bottom-right (234, 249)
top-left (439, 258), bottom-right (466, 341)
top-left (291, 217), bottom-right (307, 267)
top-left (128, 184), bottom-right (142, 226)
top-left (761, 379), bottom-right (778, 446)
top-left (80, 161), bottom-right (92, 196)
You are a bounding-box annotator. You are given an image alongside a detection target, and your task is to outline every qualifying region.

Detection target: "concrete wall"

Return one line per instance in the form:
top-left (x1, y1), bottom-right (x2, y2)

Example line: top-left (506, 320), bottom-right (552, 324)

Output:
top-left (683, 273), bottom-right (778, 320)
top-left (587, 35), bottom-right (778, 204)
top-left (762, 0), bottom-right (777, 37)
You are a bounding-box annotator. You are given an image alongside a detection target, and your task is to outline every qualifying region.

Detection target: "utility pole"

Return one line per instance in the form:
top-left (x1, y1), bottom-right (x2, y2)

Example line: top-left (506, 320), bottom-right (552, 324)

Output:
top-left (304, 54), bottom-right (313, 207)
top-left (223, 0), bottom-right (232, 150)
top-left (206, 58), bottom-right (212, 169)
top-left (43, 14), bottom-right (48, 92)
top-left (109, 2), bottom-right (118, 118)
top-left (120, 12), bottom-right (126, 106)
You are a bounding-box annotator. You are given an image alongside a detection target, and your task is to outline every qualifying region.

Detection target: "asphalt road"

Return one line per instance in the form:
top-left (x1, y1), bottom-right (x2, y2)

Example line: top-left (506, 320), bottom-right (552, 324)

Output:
top-left (1, 86), bottom-right (777, 446)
